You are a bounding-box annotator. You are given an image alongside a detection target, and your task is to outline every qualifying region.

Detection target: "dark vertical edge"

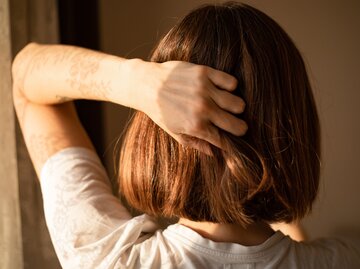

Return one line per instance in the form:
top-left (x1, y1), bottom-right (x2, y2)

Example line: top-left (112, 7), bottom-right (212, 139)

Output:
top-left (57, 0), bottom-right (105, 159)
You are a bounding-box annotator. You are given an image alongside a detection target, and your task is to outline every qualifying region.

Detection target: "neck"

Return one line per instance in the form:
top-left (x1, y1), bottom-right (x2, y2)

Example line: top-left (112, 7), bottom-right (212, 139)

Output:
top-left (178, 218), bottom-right (275, 246)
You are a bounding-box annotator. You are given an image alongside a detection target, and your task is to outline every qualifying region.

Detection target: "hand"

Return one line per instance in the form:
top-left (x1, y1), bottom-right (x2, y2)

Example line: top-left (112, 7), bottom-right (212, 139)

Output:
top-left (133, 60), bottom-right (247, 152)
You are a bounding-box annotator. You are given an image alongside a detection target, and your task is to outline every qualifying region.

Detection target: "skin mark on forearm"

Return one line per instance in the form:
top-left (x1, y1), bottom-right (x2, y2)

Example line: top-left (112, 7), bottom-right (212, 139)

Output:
top-left (27, 132), bottom-right (68, 171)
top-left (66, 49), bottom-right (111, 100)
top-left (23, 45), bottom-right (112, 102)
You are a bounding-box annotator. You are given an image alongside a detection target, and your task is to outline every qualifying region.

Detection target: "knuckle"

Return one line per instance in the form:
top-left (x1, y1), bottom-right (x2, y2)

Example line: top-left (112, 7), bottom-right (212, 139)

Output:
top-left (193, 98), bottom-right (210, 114)
top-left (190, 119), bottom-right (204, 133)
top-left (193, 79), bottom-right (208, 94)
top-left (192, 68), bottom-right (208, 86)
top-left (193, 122), bottom-right (203, 133)
top-left (195, 66), bottom-right (208, 78)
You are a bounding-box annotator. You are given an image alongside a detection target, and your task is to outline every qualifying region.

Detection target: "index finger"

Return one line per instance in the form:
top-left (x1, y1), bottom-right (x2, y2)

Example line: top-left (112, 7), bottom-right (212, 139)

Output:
top-left (206, 67), bottom-right (238, 91)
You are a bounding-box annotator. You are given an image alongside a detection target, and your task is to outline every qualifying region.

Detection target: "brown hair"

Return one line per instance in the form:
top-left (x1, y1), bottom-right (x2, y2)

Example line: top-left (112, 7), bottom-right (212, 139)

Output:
top-left (119, 2), bottom-right (320, 226)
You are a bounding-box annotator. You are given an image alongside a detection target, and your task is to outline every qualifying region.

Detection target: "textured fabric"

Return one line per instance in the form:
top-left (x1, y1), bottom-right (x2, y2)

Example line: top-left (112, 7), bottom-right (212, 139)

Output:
top-left (40, 147), bottom-right (360, 269)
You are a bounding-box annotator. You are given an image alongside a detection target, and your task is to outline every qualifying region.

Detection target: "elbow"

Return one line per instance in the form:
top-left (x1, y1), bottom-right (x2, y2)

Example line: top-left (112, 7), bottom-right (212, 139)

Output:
top-left (12, 43), bottom-right (39, 108)
top-left (12, 42), bottom-right (38, 87)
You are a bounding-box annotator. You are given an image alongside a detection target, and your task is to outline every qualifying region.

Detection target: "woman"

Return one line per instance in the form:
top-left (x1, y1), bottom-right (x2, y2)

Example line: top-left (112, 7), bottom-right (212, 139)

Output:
top-left (12, 2), bottom-right (360, 269)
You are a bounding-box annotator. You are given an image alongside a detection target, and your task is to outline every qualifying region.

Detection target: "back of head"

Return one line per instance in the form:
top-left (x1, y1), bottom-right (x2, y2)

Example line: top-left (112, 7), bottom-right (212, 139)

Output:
top-left (119, 2), bottom-right (320, 226)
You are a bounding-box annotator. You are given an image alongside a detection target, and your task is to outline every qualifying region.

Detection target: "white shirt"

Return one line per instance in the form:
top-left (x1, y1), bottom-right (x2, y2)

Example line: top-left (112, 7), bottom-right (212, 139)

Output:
top-left (40, 147), bottom-right (360, 269)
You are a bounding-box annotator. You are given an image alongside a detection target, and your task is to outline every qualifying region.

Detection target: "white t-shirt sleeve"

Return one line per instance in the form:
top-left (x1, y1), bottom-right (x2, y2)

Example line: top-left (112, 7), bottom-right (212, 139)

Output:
top-left (40, 147), bottom-right (159, 269)
top-left (304, 236), bottom-right (360, 268)
top-left (328, 237), bottom-right (360, 268)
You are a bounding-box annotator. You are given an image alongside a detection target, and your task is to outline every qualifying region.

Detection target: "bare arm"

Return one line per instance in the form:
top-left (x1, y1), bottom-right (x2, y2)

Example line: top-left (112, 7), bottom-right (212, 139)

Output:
top-left (12, 43), bottom-right (246, 175)
top-left (12, 43), bottom-right (138, 106)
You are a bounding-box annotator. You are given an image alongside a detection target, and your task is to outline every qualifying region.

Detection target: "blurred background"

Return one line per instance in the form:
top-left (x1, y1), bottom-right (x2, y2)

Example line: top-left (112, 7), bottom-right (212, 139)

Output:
top-left (0, 0), bottom-right (359, 268)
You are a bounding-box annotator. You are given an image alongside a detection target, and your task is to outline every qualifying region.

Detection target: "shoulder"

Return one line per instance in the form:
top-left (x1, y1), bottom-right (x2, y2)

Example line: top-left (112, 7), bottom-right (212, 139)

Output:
top-left (291, 236), bottom-right (360, 269)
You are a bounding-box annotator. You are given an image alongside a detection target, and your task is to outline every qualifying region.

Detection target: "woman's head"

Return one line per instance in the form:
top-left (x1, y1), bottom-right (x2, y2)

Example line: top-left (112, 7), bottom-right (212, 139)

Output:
top-left (119, 2), bottom-right (320, 226)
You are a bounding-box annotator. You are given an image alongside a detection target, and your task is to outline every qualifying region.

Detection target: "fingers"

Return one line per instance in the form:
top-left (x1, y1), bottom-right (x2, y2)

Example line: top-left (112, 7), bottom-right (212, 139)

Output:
top-left (198, 124), bottom-right (222, 149)
top-left (174, 124), bottom-right (222, 153)
top-left (152, 63), bottom-right (247, 152)
top-left (209, 105), bottom-right (248, 137)
top-left (209, 85), bottom-right (245, 114)
top-left (181, 123), bottom-right (222, 149)
top-left (205, 72), bottom-right (247, 136)
top-left (206, 66), bottom-right (238, 91)
top-left (177, 134), bottom-right (213, 155)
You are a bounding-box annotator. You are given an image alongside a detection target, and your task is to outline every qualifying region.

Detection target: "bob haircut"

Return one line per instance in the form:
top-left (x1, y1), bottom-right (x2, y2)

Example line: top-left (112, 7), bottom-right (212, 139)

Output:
top-left (119, 2), bottom-right (320, 226)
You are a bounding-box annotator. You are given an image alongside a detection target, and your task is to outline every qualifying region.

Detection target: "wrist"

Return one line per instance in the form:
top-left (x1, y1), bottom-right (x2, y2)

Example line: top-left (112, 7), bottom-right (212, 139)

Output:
top-left (118, 58), bottom-right (158, 113)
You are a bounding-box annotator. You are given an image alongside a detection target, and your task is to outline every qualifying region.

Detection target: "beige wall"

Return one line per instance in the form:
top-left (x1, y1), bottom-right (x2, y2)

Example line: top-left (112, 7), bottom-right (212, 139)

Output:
top-left (0, 0), bottom-right (61, 268)
top-left (99, 0), bottom-right (360, 239)
top-left (0, 0), bottom-right (23, 268)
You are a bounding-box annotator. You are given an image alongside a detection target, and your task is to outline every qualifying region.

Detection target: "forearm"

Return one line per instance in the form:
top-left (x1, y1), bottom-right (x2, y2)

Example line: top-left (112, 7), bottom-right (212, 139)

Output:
top-left (12, 43), bottom-right (141, 108)
top-left (12, 43), bottom-right (246, 151)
